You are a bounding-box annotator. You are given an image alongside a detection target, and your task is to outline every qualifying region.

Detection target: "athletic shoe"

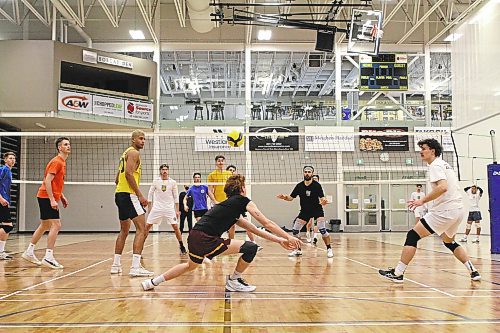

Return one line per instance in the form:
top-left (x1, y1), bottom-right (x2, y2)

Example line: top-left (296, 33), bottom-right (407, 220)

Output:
top-left (180, 245), bottom-right (187, 255)
top-left (141, 279), bottom-right (156, 291)
top-left (257, 245), bottom-right (263, 252)
top-left (0, 252), bottom-right (13, 260)
top-left (459, 237), bottom-right (467, 242)
top-left (129, 265), bottom-right (154, 277)
top-left (313, 237), bottom-right (318, 246)
top-left (471, 271), bottom-right (481, 281)
top-left (42, 257), bottom-right (64, 269)
top-left (378, 268), bottom-right (404, 283)
top-left (472, 238), bottom-right (480, 243)
top-left (22, 252), bottom-right (42, 265)
top-left (225, 275), bottom-right (256, 292)
top-left (110, 264), bottom-right (123, 274)
top-left (288, 249), bottom-right (302, 257)
top-left (203, 257), bottom-right (212, 264)
top-left (327, 248), bottom-right (334, 258)
top-left (305, 231), bottom-right (312, 243)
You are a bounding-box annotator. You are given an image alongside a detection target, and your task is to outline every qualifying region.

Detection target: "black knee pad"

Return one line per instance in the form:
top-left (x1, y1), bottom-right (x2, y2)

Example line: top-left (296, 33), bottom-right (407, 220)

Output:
top-left (0, 224), bottom-right (13, 233)
top-left (444, 241), bottom-right (460, 253)
top-left (404, 229), bottom-right (421, 247)
top-left (239, 241), bottom-right (258, 263)
top-left (292, 229), bottom-right (300, 236)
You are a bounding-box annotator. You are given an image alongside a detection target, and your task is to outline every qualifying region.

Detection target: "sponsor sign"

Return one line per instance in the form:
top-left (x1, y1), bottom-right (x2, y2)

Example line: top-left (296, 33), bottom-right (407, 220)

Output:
top-left (125, 100), bottom-right (153, 122)
top-left (359, 127), bottom-right (409, 151)
top-left (195, 126), bottom-right (245, 152)
top-left (249, 126), bottom-right (299, 151)
top-left (82, 50), bottom-right (97, 64)
top-left (93, 95), bottom-right (124, 118)
top-left (414, 127), bottom-right (454, 152)
top-left (97, 55), bottom-right (133, 69)
top-left (58, 90), bottom-right (93, 114)
top-left (305, 126), bottom-right (355, 151)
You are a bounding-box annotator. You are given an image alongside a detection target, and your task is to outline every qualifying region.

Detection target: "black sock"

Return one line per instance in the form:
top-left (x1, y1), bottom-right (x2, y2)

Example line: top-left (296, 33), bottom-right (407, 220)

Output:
top-left (326, 244), bottom-right (331, 249)
top-left (179, 241), bottom-right (184, 247)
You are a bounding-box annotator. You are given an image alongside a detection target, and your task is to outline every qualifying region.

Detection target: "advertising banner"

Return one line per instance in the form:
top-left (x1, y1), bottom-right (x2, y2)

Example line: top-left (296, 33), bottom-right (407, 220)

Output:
top-left (195, 126), bottom-right (245, 152)
top-left (414, 127), bottom-right (454, 152)
top-left (92, 95), bottom-right (124, 118)
top-left (305, 126), bottom-right (355, 151)
top-left (249, 126), bottom-right (299, 151)
top-left (359, 127), bottom-right (409, 151)
top-left (125, 100), bottom-right (154, 122)
top-left (58, 90), bottom-right (93, 114)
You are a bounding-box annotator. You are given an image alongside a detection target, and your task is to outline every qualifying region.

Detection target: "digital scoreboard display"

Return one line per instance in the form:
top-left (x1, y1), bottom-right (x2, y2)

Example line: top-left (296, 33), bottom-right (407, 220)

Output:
top-left (359, 53), bottom-right (408, 91)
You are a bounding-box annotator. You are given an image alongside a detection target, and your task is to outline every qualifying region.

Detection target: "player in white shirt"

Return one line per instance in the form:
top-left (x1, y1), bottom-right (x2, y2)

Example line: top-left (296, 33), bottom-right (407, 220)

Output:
top-left (409, 184), bottom-right (426, 224)
top-left (379, 138), bottom-right (481, 282)
top-left (147, 164), bottom-right (186, 255)
top-left (460, 185), bottom-right (484, 243)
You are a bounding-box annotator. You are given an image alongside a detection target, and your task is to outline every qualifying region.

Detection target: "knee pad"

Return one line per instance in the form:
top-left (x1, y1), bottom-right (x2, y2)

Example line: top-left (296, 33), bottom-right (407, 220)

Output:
top-left (0, 224), bottom-right (13, 233)
top-left (239, 241), bottom-right (258, 263)
top-left (292, 229), bottom-right (300, 236)
top-left (317, 220), bottom-right (329, 237)
top-left (444, 241), bottom-right (460, 253)
top-left (293, 219), bottom-right (305, 232)
top-left (474, 221), bottom-right (481, 227)
top-left (466, 223), bottom-right (472, 230)
top-left (404, 229), bottom-right (421, 247)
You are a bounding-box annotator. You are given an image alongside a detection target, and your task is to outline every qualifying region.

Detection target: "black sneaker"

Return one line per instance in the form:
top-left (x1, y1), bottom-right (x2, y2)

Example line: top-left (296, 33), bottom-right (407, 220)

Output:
top-left (313, 238), bottom-right (318, 246)
top-left (471, 271), bottom-right (481, 281)
top-left (179, 245), bottom-right (187, 255)
top-left (378, 268), bottom-right (403, 283)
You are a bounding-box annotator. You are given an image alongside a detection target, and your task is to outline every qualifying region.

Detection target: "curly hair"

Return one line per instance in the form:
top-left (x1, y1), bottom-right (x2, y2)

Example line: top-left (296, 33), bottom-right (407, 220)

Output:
top-left (417, 138), bottom-right (442, 157)
top-left (224, 174), bottom-right (246, 197)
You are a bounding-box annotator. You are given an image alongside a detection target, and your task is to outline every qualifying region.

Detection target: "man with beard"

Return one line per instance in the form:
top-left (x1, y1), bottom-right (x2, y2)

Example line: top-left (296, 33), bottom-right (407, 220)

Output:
top-left (277, 166), bottom-right (333, 258)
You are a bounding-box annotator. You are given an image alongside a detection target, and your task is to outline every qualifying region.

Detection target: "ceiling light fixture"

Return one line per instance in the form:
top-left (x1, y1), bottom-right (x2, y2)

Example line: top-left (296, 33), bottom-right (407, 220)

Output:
top-left (35, 122), bottom-right (46, 129)
top-left (257, 29), bottom-right (272, 41)
top-left (443, 33), bottom-right (462, 42)
top-left (129, 30), bottom-right (145, 40)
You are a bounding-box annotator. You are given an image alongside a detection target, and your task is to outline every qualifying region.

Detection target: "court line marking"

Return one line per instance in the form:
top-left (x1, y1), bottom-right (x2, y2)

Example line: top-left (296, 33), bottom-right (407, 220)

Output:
top-left (0, 240), bottom-right (159, 301)
top-left (344, 256), bottom-right (457, 297)
top-left (1, 319), bottom-right (500, 328)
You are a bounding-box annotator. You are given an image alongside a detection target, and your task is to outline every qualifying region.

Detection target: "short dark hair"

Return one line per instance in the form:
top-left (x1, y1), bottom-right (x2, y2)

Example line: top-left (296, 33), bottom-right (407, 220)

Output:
top-left (215, 155), bottom-right (225, 161)
top-left (55, 137), bottom-right (70, 152)
top-left (417, 138), bottom-right (442, 157)
top-left (193, 172), bottom-right (201, 178)
top-left (416, 184), bottom-right (422, 188)
top-left (224, 174), bottom-right (245, 197)
top-left (3, 152), bottom-right (16, 159)
top-left (226, 165), bottom-right (236, 171)
top-left (159, 164), bottom-right (169, 170)
top-left (312, 174), bottom-right (320, 180)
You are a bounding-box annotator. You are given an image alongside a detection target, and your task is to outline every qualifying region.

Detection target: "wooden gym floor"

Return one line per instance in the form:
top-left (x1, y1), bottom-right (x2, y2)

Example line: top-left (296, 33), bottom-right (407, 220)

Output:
top-left (0, 232), bottom-right (499, 332)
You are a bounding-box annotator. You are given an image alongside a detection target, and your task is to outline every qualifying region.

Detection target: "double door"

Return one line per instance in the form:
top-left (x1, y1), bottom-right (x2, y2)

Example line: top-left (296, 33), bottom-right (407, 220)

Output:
top-left (344, 184), bottom-right (382, 232)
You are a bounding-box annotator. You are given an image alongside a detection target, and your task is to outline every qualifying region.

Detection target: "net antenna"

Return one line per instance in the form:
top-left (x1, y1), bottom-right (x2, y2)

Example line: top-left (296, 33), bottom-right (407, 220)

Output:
top-left (348, 9), bottom-right (383, 56)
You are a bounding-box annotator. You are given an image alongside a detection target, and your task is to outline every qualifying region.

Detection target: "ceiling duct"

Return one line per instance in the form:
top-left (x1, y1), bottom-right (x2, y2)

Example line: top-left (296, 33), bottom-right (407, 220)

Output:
top-left (187, 0), bottom-right (214, 34)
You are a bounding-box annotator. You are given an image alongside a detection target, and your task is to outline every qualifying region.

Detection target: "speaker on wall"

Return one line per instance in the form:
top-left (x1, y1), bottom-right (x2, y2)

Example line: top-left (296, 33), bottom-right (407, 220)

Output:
top-left (315, 30), bottom-right (335, 52)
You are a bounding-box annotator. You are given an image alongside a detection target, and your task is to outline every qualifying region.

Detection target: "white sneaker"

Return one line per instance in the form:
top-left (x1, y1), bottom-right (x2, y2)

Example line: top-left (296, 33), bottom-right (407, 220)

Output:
top-left (110, 264), bottom-right (123, 274)
top-left (459, 237), bottom-right (467, 242)
top-left (0, 252), bottom-right (13, 260)
top-left (288, 249), bottom-right (302, 257)
top-left (305, 231), bottom-right (312, 243)
top-left (472, 238), bottom-right (480, 243)
top-left (129, 265), bottom-right (154, 277)
top-left (225, 275), bottom-right (256, 292)
top-left (42, 257), bottom-right (64, 269)
top-left (203, 257), bottom-right (212, 264)
top-left (327, 248), bottom-right (334, 258)
top-left (141, 279), bottom-right (156, 291)
top-left (22, 252), bottom-right (42, 265)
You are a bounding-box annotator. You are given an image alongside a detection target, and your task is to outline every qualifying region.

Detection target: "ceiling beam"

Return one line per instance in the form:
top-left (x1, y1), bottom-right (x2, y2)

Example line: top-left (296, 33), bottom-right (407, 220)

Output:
top-left (382, 0), bottom-right (408, 28)
top-left (397, 0), bottom-right (446, 44)
top-left (20, 0), bottom-right (50, 26)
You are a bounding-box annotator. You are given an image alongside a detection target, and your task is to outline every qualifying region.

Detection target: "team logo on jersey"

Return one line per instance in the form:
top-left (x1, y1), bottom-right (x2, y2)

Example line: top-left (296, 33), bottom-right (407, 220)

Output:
top-left (201, 189), bottom-right (205, 193)
top-left (161, 185), bottom-right (167, 192)
top-left (306, 190), bottom-right (311, 196)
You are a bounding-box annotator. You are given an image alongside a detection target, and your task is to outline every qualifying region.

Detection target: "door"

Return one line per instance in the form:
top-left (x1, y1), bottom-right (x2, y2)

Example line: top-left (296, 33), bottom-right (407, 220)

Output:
top-left (344, 185), bottom-right (361, 232)
top-left (390, 184), bottom-right (413, 231)
top-left (361, 184), bottom-right (379, 231)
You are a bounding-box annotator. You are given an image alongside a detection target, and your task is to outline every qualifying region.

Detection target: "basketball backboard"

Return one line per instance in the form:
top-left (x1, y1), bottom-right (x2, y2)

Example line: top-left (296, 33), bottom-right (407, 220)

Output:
top-left (348, 10), bottom-right (383, 56)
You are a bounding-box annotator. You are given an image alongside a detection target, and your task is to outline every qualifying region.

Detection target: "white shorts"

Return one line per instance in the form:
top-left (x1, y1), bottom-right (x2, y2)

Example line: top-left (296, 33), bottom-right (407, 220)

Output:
top-left (422, 208), bottom-right (465, 237)
top-left (147, 209), bottom-right (177, 225)
top-left (413, 206), bottom-right (426, 218)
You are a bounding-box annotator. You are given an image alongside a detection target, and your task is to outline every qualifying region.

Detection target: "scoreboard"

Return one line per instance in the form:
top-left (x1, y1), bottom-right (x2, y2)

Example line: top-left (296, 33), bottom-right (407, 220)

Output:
top-left (359, 53), bottom-right (408, 91)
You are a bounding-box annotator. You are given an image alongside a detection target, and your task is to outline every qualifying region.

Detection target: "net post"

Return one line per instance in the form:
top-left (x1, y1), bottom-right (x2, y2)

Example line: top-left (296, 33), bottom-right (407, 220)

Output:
top-left (491, 130), bottom-right (497, 164)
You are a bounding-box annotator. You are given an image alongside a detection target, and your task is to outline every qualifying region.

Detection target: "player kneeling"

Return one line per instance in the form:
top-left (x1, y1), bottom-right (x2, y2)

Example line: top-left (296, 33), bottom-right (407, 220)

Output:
top-left (141, 174), bottom-right (301, 292)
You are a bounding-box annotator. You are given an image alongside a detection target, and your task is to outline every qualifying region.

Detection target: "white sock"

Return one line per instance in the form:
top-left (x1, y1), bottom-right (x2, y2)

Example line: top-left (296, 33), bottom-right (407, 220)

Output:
top-left (45, 249), bottom-right (54, 260)
top-left (395, 261), bottom-right (407, 276)
top-left (113, 254), bottom-right (121, 266)
top-left (230, 270), bottom-right (242, 280)
top-left (152, 275), bottom-right (165, 286)
top-left (0, 240), bottom-right (6, 252)
top-left (132, 254), bottom-right (141, 268)
top-left (26, 243), bottom-right (35, 255)
top-left (464, 260), bottom-right (476, 272)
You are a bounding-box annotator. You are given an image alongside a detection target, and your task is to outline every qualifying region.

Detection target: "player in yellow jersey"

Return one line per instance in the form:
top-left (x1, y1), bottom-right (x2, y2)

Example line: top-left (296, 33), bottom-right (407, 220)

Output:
top-left (111, 130), bottom-right (153, 277)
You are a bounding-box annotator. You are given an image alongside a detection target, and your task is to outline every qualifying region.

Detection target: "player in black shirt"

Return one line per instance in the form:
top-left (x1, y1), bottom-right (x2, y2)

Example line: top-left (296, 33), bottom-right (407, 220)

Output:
top-left (142, 174), bottom-right (301, 292)
top-left (277, 166), bottom-right (333, 258)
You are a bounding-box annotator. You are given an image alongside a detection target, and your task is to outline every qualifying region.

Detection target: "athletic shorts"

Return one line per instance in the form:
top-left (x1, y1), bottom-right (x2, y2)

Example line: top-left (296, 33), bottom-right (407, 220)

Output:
top-left (413, 206), bottom-right (426, 218)
top-left (187, 229), bottom-right (231, 264)
top-left (147, 209), bottom-right (177, 225)
top-left (115, 192), bottom-right (146, 221)
top-left (0, 205), bottom-right (11, 222)
top-left (297, 210), bottom-right (324, 222)
top-left (421, 208), bottom-right (465, 237)
top-left (468, 211), bottom-right (482, 222)
top-left (37, 197), bottom-right (60, 220)
top-left (194, 209), bottom-right (208, 218)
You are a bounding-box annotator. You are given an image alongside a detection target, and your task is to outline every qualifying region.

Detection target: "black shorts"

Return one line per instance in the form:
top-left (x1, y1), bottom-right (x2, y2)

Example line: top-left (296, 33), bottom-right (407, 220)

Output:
top-left (194, 209), bottom-right (208, 218)
top-left (115, 192), bottom-right (146, 221)
top-left (187, 229), bottom-right (231, 264)
top-left (38, 197), bottom-right (60, 220)
top-left (0, 205), bottom-right (11, 222)
top-left (297, 210), bottom-right (324, 222)
top-left (468, 211), bottom-right (482, 221)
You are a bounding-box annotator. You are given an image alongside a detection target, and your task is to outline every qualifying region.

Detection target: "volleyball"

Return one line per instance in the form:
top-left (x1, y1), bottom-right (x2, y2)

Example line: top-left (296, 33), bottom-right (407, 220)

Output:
top-left (227, 130), bottom-right (244, 148)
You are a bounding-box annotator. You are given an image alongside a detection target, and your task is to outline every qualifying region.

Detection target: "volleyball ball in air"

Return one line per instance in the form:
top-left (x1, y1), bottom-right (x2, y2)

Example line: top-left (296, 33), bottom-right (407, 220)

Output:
top-left (227, 130), bottom-right (244, 148)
